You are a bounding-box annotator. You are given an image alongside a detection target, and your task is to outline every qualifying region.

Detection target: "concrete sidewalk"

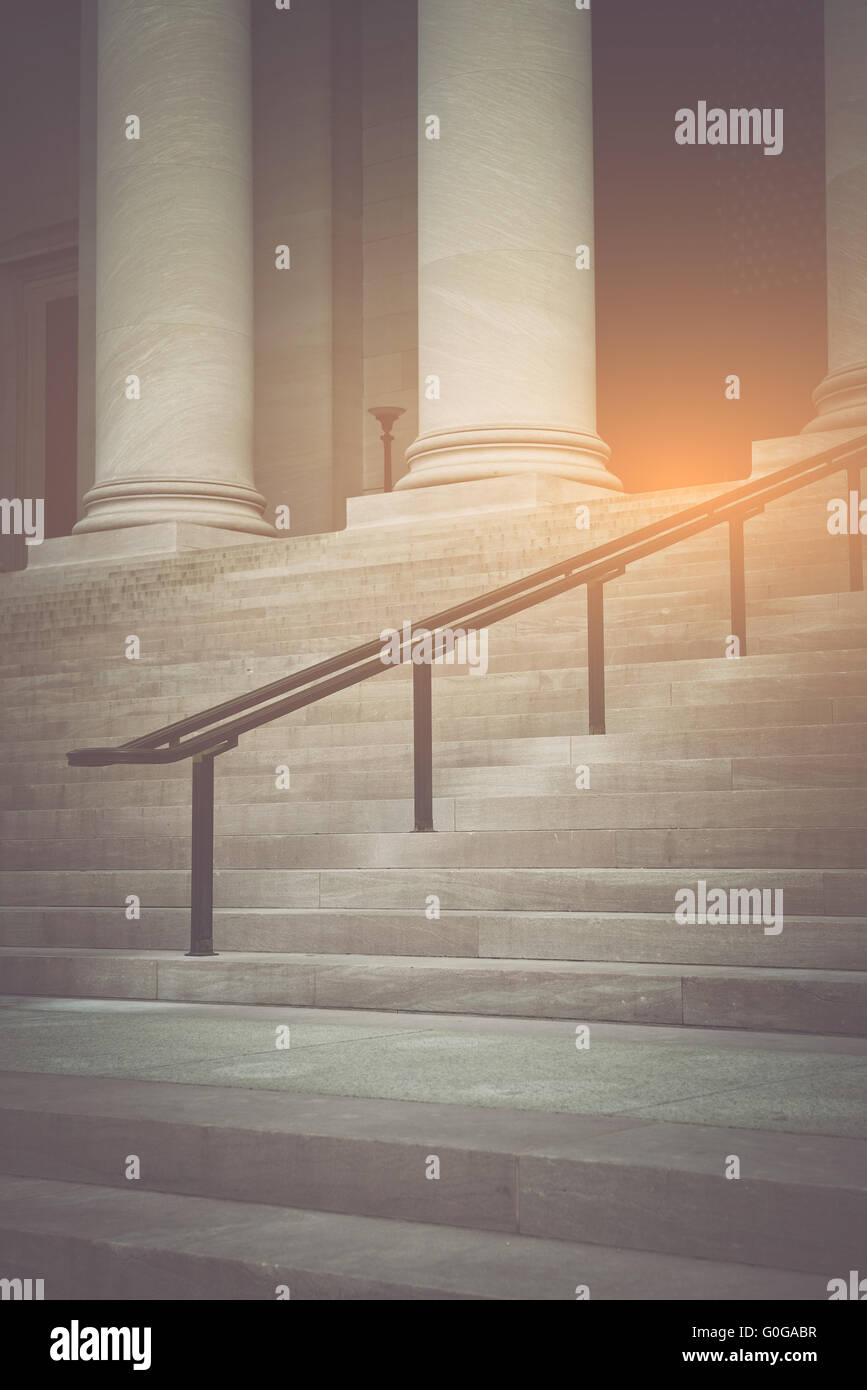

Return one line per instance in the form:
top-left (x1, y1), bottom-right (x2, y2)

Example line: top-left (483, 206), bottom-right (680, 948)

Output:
top-left (2, 995), bottom-right (865, 1137)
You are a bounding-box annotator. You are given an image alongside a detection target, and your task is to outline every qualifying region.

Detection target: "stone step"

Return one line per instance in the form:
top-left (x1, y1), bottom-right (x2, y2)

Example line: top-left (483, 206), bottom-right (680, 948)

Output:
top-left (11, 587), bottom-right (848, 635)
top-left (1, 487), bottom-right (848, 592)
top-left (4, 623), bottom-right (865, 689)
top-left (4, 602), bottom-right (865, 676)
top-left (2, 826), bottom-right (862, 870)
top-left (5, 754), bottom-right (867, 804)
top-left (0, 1072), bottom-right (862, 1273)
top-left (1, 495), bottom-right (694, 577)
top-left (117, 574), bottom-right (861, 625)
top-left (450, 788), bottom-right (867, 833)
top-left (0, 760), bottom-right (727, 808)
top-left (7, 754), bottom-right (866, 810)
top-left (1, 948), bottom-right (864, 1034)
top-left (485, 645), bottom-right (867, 680)
top-left (208, 558), bottom-right (852, 608)
top-left (8, 631), bottom-right (867, 687)
top-left (9, 530), bottom-right (848, 613)
top-left (11, 601), bottom-right (850, 654)
top-left (11, 554), bottom-right (847, 626)
top-left (4, 555), bottom-right (862, 619)
top-left (4, 642), bottom-right (866, 702)
top-left (19, 556), bottom-right (809, 623)
top-left (3, 490), bottom-right (837, 590)
top-left (4, 576), bottom-right (861, 642)
top-left (13, 691), bottom-right (867, 753)
top-left (2, 788), bottom-right (864, 840)
top-left (227, 536), bottom-right (854, 575)
top-left (0, 907), bottom-right (862, 970)
top-left (6, 571), bottom-right (861, 618)
top-left (569, 722), bottom-right (867, 763)
top-left (7, 665), bottom-right (867, 732)
top-left (2, 866), bottom-right (861, 914)
top-left (11, 705), bottom-right (867, 759)
top-left (0, 1174), bottom-right (824, 1300)
top-left (1, 720), bottom-right (863, 776)
top-left (2, 734), bottom-right (578, 775)
top-left (3, 507), bottom-right (853, 580)
top-left (6, 646), bottom-right (865, 712)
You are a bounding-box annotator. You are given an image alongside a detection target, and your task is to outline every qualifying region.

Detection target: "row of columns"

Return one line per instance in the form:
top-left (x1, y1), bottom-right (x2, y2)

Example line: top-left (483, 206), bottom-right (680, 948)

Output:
top-left (75, 0), bottom-right (867, 535)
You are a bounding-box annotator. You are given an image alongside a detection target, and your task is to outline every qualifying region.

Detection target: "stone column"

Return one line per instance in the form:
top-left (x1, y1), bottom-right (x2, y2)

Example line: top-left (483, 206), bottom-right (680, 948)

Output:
top-left (396, 0), bottom-right (620, 492)
top-left (75, 0), bottom-right (272, 535)
top-left (804, 0), bottom-right (867, 434)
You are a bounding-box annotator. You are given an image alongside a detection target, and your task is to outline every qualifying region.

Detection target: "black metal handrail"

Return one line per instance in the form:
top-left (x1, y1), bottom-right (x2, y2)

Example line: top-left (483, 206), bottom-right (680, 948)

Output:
top-left (67, 434), bottom-right (867, 955)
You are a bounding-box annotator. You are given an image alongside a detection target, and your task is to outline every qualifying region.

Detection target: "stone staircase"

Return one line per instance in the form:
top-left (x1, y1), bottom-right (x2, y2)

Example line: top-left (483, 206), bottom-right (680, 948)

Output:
top-left (0, 467), bottom-right (865, 1298)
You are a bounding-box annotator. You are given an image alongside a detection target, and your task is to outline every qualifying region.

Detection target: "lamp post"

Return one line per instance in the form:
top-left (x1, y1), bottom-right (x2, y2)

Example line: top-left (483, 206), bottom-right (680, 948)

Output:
top-left (368, 406), bottom-right (406, 493)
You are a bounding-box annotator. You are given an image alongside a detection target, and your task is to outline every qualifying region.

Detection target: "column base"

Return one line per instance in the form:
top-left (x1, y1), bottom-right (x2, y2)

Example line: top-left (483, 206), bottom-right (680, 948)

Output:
top-left (395, 426), bottom-right (622, 492)
top-left (803, 364), bottom-right (867, 433)
top-left (347, 472), bottom-right (620, 530)
top-left (27, 522), bottom-right (276, 570)
top-left (73, 477), bottom-right (275, 537)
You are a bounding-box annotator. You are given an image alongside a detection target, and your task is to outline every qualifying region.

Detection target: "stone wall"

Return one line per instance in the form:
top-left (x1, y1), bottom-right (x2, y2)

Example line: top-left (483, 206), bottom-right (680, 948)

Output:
top-left (361, 0), bottom-right (418, 492)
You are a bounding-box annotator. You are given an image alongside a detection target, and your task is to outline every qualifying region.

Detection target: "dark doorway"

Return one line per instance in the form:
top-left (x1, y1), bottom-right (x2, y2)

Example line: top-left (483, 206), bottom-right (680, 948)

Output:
top-left (593, 0), bottom-right (827, 491)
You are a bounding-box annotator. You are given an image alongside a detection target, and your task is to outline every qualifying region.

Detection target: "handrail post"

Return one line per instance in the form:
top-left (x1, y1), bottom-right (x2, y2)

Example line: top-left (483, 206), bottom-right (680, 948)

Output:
top-left (412, 655), bottom-right (434, 830)
top-left (187, 752), bottom-right (217, 956)
top-left (587, 582), bottom-right (606, 735)
top-left (728, 517), bottom-right (747, 656)
top-left (847, 464), bottom-right (864, 592)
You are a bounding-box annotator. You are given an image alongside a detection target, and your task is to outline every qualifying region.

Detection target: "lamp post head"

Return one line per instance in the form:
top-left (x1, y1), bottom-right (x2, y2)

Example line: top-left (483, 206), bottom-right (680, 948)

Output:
top-left (368, 406), bottom-right (406, 437)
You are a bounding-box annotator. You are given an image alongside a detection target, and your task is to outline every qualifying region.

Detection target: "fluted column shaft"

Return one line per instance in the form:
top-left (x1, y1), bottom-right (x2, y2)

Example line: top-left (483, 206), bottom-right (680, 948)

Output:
top-left (76, 0), bottom-right (272, 535)
top-left (397, 0), bottom-right (620, 491)
top-left (805, 0), bottom-right (867, 434)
